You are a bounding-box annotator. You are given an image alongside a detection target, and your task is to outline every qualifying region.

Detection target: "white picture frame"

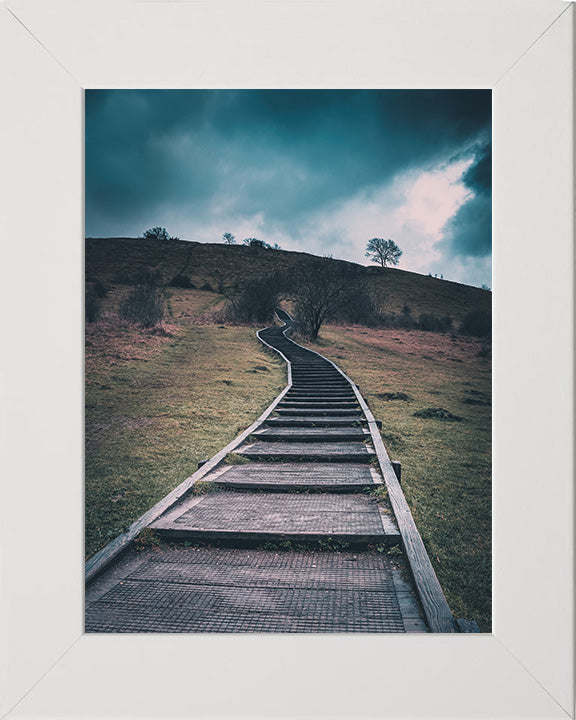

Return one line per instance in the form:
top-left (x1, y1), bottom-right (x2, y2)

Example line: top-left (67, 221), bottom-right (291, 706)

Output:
top-left (0, 1), bottom-right (573, 718)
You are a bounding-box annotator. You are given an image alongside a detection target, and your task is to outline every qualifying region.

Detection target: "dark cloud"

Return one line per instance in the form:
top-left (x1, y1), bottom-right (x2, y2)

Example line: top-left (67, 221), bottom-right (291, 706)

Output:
top-left (463, 143), bottom-right (492, 192)
top-left (85, 89), bottom-right (491, 279)
top-left (443, 142), bottom-right (492, 258)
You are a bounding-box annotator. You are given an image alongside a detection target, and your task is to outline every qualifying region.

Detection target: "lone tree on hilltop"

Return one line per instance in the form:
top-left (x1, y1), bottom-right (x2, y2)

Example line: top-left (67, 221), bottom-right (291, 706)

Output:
top-left (223, 232), bottom-right (236, 244)
top-left (365, 238), bottom-right (402, 268)
top-left (142, 226), bottom-right (171, 241)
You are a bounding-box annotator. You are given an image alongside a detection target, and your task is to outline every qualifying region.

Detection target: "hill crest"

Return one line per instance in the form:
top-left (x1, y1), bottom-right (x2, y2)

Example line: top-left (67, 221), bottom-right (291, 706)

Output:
top-left (85, 236), bottom-right (490, 322)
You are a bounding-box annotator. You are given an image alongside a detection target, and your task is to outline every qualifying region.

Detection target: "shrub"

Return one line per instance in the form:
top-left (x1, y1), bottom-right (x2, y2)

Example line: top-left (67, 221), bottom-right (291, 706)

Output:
top-left (119, 269), bottom-right (165, 327)
top-left (461, 308), bottom-right (491, 338)
top-left (142, 226), bottom-right (170, 241)
top-left (378, 312), bottom-right (416, 330)
top-left (337, 287), bottom-right (380, 326)
top-left (85, 287), bottom-right (101, 323)
top-left (242, 238), bottom-right (270, 249)
top-left (224, 270), bottom-right (287, 324)
top-left (168, 274), bottom-right (196, 288)
top-left (91, 279), bottom-right (107, 298)
top-left (418, 313), bottom-right (453, 333)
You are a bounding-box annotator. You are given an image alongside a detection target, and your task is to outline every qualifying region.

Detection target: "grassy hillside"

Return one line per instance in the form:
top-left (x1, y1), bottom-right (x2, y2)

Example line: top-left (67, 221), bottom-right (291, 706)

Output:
top-left (86, 237), bottom-right (490, 323)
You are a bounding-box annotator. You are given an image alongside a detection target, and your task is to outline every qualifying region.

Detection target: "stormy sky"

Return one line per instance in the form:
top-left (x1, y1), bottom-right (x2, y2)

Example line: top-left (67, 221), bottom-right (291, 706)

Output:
top-left (85, 89), bottom-right (491, 287)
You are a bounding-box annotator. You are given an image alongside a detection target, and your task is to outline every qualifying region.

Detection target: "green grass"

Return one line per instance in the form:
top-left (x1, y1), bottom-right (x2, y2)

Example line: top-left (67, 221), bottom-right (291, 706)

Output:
top-left (191, 480), bottom-right (221, 495)
top-left (306, 324), bottom-right (491, 631)
top-left (85, 322), bottom-right (285, 558)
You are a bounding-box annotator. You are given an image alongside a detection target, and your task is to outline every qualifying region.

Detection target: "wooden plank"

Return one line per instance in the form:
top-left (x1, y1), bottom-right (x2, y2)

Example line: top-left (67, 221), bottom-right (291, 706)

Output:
top-left (149, 491), bottom-right (398, 543)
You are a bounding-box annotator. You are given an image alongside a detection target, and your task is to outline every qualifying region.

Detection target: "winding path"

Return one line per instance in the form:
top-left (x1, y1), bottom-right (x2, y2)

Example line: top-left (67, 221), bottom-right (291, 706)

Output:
top-left (85, 311), bottom-right (457, 633)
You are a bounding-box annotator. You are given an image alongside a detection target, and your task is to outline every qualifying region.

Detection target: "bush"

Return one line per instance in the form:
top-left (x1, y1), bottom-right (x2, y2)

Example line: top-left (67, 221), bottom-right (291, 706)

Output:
top-left (337, 287), bottom-right (380, 326)
top-left (85, 287), bottom-right (101, 323)
top-left (461, 308), bottom-right (491, 338)
top-left (142, 226), bottom-right (170, 241)
top-left (168, 274), bottom-right (196, 288)
top-left (224, 271), bottom-right (287, 324)
top-left (242, 238), bottom-right (270, 249)
top-left (418, 313), bottom-right (453, 333)
top-left (377, 311), bottom-right (416, 330)
top-left (119, 269), bottom-right (165, 327)
top-left (91, 279), bottom-right (107, 298)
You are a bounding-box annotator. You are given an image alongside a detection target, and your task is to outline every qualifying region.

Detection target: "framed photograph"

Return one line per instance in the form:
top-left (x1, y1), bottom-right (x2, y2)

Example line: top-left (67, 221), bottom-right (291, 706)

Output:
top-left (1, 1), bottom-right (573, 718)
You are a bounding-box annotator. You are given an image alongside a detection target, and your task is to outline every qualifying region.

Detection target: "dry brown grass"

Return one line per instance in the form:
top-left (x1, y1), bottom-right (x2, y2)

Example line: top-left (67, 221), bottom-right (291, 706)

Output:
top-left (85, 283), bottom-right (285, 559)
top-left (305, 323), bottom-right (491, 631)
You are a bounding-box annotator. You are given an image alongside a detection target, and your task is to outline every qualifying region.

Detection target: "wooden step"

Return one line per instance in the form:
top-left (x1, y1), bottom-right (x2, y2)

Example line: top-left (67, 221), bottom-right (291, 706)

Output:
top-left (287, 389), bottom-right (356, 395)
top-left (210, 462), bottom-right (382, 490)
top-left (291, 374), bottom-right (344, 380)
top-left (275, 407), bottom-right (363, 416)
top-left (292, 378), bottom-right (349, 382)
top-left (278, 401), bottom-right (359, 410)
top-left (284, 390), bottom-right (356, 402)
top-left (237, 440), bottom-right (374, 462)
top-left (150, 491), bottom-right (398, 545)
top-left (86, 547), bottom-right (426, 633)
top-left (252, 427), bottom-right (369, 442)
top-left (266, 416), bottom-right (368, 427)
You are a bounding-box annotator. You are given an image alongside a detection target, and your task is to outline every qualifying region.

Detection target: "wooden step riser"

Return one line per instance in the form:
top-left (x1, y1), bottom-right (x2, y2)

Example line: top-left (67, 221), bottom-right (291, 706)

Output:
top-left (153, 528), bottom-right (399, 547)
top-left (252, 434), bottom-right (369, 442)
top-left (292, 378), bottom-right (349, 382)
top-left (237, 453), bottom-right (373, 463)
top-left (291, 374), bottom-right (345, 379)
top-left (290, 388), bottom-right (353, 393)
top-left (291, 383), bottom-right (346, 387)
top-left (279, 403), bottom-right (359, 409)
top-left (288, 394), bottom-right (355, 399)
top-left (291, 382), bottom-right (348, 386)
top-left (288, 388), bottom-right (355, 393)
top-left (275, 409), bottom-right (363, 416)
top-left (285, 395), bottom-right (358, 407)
top-left (215, 482), bottom-right (375, 493)
top-left (265, 419), bottom-right (368, 427)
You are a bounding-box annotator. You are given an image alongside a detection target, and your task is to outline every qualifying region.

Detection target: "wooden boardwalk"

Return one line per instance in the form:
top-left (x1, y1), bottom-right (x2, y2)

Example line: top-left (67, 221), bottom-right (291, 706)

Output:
top-left (85, 310), bottom-right (459, 633)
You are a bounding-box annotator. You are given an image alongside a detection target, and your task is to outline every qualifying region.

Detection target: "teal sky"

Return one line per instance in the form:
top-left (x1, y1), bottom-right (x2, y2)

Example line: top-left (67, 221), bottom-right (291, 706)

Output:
top-left (86, 89), bottom-right (491, 287)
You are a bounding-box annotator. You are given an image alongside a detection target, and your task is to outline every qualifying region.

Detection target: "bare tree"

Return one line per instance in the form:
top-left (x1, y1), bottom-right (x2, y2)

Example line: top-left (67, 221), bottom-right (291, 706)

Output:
top-left (223, 232), bottom-right (236, 244)
top-left (365, 238), bottom-right (402, 268)
top-left (293, 257), bottom-right (358, 340)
